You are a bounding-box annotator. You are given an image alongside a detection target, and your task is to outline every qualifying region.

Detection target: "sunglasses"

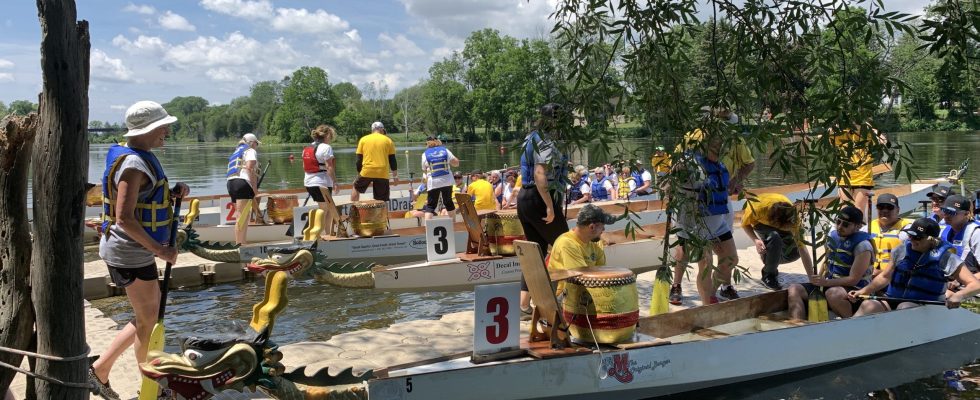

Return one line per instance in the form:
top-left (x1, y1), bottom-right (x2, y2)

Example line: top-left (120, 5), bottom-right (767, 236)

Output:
top-left (942, 208), bottom-right (965, 216)
top-left (876, 204), bottom-right (895, 211)
top-left (909, 235), bottom-right (927, 242)
top-left (834, 218), bottom-right (854, 228)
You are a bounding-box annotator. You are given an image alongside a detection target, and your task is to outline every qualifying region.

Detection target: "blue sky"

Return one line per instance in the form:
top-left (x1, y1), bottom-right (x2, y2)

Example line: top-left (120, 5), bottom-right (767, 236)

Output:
top-left (1, 0), bottom-right (932, 122)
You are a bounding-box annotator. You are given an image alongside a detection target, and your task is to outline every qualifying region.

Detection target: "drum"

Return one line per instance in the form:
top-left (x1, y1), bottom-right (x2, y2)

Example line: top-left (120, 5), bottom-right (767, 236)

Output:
top-left (351, 200), bottom-right (389, 237)
top-left (267, 195), bottom-right (299, 224)
top-left (483, 210), bottom-right (525, 256)
top-left (562, 267), bottom-right (639, 344)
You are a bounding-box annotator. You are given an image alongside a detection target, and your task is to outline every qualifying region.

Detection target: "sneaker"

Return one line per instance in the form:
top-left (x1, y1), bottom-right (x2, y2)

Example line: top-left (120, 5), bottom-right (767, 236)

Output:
top-left (718, 285), bottom-right (740, 301)
top-left (88, 367), bottom-right (121, 400)
top-left (761, 275), bottom-right (782, 290)
top-left (708, 296), bottom-right (720, 305)
top-left (520, 306), bottom-right (533, 321)
top-left (668, 284), bottom-right (683, 305)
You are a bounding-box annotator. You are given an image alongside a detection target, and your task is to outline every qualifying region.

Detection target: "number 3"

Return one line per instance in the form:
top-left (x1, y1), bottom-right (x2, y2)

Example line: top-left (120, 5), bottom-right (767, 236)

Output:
top-left (433, 226), bottom-right (449, 254)
top-left (486, 297), bottom-right (509, 344)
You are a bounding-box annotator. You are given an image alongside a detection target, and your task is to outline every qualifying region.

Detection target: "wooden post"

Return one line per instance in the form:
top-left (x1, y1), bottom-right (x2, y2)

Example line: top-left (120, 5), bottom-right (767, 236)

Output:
top-left (31, 1), bottom-right (90, 398)
top-left (0, 115), bottom-right (39, 391)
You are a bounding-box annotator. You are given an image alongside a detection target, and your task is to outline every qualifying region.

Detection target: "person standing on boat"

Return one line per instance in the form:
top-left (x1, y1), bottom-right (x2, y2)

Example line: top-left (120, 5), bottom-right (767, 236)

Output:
top-left (833, 124), bottom-right (887, 209)
top-left (939, 195), bottom-right (980, 283)
top-left (90, 101), bottom-right (190, 400)
top-left (740, 193), bottom-right (813, 290)
top-left (421, 136), bottom-right (460, 220)
top-left (850, 218), bottom-right (980, 315)
top-left (869, 194), bottom-right (913, 277)
top-left (927, 185), bottom-right (954, 226)
top-left (227, 132), bottom-right (261, 245)
top-left (467, 170), bottom-right (499, 211)
top-left (517, 103), bottom-right (571, 318)
top-left (787, 206), bottom-right (874, 319)
top-left (591, 166), bottom-right (616, 202)
top-left (353, 121), bottom-right (397, 202)
top-left (567, 165), bottom-right (592, 205)
top-left (304, 125), bottom-right (338, 239)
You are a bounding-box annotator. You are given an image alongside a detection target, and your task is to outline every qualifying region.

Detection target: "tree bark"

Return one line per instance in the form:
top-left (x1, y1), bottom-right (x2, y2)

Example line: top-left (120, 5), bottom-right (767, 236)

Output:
top-left (0, 115), bottom-right (38, 391)
top-left (31, 1), bottom-right (89, 398)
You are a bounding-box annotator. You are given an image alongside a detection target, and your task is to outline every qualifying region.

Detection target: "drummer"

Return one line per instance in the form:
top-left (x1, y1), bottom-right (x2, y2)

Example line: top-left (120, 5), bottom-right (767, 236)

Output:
top-left (550, 204), bottom-right (617, 272)
top-left (352, 121), bottom-right (397, 202)
top-left (466, 170), bottom-right (498, 211)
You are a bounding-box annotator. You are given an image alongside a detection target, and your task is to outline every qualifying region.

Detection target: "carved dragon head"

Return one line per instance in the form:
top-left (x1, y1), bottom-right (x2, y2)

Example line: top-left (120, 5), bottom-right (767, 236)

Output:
top-left (246, 248), bottom-right (316, 277)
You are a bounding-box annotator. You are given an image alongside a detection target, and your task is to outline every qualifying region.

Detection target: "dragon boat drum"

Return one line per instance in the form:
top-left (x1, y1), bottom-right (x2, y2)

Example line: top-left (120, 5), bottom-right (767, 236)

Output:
top-left (562, 267), bottom-right (639, 344)
top-left (351, 200), bottom-right (389, 237)
top-left (483, 210), bottom-right (525, 256)
top-left (266, 195), bottom-right (299, 224)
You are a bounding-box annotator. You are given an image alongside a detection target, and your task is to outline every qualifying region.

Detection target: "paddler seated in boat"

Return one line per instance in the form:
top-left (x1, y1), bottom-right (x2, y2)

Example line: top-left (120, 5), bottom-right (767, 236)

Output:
top-left (927, 185), bottom-right (954, 226)
top-left (868, 194), bottom-right (913, 278)
top-left (466, 170), bottom-right (499, 211)
top-left (567, 165), bottom-right (592, 205)
top-left (788, 206), bottom-right (874, 319)
top-left (591, 166), bottom-right (616, 202)
top-left (849, 217), bottom-right (980, 315)
top-left (939, 195), bottom-right (980, 285)
top-left (740, 193), bottom-right (813, 290)
top-left (630, 160), bottom-right (655, 198)
top-left (549, 204), bottom-right (618, 289)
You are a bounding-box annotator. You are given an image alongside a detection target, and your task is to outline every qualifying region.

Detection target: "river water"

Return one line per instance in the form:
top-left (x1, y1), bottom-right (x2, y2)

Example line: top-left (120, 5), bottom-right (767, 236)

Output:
top-left (88, 131), bottom-right (980, 398)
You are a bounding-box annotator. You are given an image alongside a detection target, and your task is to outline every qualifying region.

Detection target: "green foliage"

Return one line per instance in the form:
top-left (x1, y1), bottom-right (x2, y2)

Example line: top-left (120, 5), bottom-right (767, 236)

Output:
top-left (0, 101), bottom-right (7, 116)
top-left (8, 100), bottom-right (37, 116)
top-left (271, 66), bottom-right (344, 142)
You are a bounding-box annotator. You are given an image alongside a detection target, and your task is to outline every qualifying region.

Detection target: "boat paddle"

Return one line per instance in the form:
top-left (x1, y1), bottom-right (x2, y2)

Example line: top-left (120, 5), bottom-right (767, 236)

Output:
top-left (138, 196), bottom-right (182, 400)
top-left (805, 199), bottom-right (829, 322)
top-left (235, 160), bottom-right (271, 231)
top-left (649, 207), bottom-right (672, 315)
top-left (857, 294), bottom-right (978, 307)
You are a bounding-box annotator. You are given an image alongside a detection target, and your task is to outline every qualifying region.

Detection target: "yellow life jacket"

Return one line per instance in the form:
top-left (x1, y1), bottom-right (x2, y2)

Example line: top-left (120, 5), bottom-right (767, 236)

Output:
top-left (870, 218), bottom-right (913, 270)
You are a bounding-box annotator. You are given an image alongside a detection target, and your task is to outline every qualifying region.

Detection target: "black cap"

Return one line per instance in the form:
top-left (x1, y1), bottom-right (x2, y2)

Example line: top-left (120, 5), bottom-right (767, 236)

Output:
top-left (927, 185), bottom-right (954, 199)
top-left (902, 217), bottom-right (941, 239)
top-left (876, 193), bottom-right (899, 207)
top-left (453, 172), bottom-right (463, 179)
top-left (540, 103), bottom-right (562, 119)
top-left (838, 205), bottom-right (864, 225)
top-left (942, 195), bottom-right (971, 213)
top-left (577, 204), bottom-right (619, 226)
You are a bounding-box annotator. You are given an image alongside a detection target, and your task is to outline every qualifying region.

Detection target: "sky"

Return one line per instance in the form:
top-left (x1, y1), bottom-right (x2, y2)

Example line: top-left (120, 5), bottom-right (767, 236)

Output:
top-left (1, 0), bottom-right (933, 122)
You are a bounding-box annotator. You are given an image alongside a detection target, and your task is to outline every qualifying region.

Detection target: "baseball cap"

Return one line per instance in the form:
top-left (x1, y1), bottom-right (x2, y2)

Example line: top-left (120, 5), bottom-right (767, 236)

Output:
top-left (927, 185), bottom-right (953, 199)
top-left (902, 217), bottom-right (941, 239)
top-left (876, 193), bottom-right (899, 207)
top-left (577, 204), bottom-right (619, 226)
top-left (942, 195), bottom-right (970, 213)
top-left (838, 205), bottom-right (864, 225)
top-left (425, 135), bottom-right (437, 141)
top-left (124, 101), bottom-right (177, 137)
top-left (371, 121), bottom-right (385, 131)
top-left (242, 133), bottom-right (261, 144)
top-left (540, 103), bottom-right (562, 119)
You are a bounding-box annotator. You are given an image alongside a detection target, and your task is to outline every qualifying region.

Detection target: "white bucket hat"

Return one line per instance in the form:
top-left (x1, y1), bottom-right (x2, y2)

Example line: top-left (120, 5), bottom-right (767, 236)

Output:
top-left (242, 133), bottom-right (262, 144)
top-left (124, 101), bottom-right (177, 137)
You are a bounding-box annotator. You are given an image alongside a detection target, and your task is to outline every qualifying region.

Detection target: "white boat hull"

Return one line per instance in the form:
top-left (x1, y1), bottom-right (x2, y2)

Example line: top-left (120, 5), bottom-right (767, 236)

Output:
top-left (239, 230), bottom-right (471, 265)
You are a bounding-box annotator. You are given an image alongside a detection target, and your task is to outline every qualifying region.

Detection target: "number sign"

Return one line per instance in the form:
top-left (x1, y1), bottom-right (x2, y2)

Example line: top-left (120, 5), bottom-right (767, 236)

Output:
top-left (473, 282), bottom-right (520, 355)
top-left (292, 206), bottom-right (318, 238)
top-left (223, 197), bottom-right (237, 225)
top-left (425, 217), bottom-right (456, 262)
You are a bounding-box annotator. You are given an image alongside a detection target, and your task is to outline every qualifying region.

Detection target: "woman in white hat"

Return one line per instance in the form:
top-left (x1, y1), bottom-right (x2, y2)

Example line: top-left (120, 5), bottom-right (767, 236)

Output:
top-left (89, 101), bottom-right (189, 399)
top-left (227, 132), bottom-right (262, 244)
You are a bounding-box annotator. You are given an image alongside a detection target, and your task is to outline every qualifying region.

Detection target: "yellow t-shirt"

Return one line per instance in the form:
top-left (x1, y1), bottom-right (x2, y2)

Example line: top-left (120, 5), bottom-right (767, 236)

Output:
top-left (833, 129), bottom-right (874, 187)
top-left (466, 179), bottom-right (496, 210)
top-left (677, 129), bottom-right (755, 172)
top-left (550, 231), bottom-right (606, 292)
top-left (741, 193), bottom-right (802, 241)
top-left (514, 175), bottom-right (523, 189)
top-left (355, 132), bottom-right (396, 179)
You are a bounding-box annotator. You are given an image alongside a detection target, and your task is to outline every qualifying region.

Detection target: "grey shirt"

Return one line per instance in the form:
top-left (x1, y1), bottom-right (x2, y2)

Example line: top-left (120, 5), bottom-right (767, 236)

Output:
top-left (98, 155), bottom-right (160, 268)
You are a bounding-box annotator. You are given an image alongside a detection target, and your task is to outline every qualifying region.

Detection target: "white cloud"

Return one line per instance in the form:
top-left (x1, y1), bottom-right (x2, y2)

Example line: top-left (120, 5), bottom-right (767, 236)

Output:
top-left (159, 11), bottom-right (196, 31)
top-left (0, 73), bottom-right (12, 82)
top-left (112, 35), bottom-right (170, 55)
top-left (431, 46), bottom-right (456, 60)
top-left (378, 33), bottom-right (425, 57)
top-left (90, 49), bottom-right (137, 83)
top-left (398, 0), bottom-right (555, 43)
top-left (345, 29), bottom-right (361, 43)
top-left (270, 8), bottom-right (350, 34)
top-left (166, 32), bottom-right (297, 68)
top-left (109, 105), bottom-right (128, 111)
top-left (0, 59), bottom-right (13, 69)
top-left (206, 67), bottom-right (253, 83)
top-left (123, 3), bottom-right (156, 15)
top-left (199, 0), bottom-right (273, 20)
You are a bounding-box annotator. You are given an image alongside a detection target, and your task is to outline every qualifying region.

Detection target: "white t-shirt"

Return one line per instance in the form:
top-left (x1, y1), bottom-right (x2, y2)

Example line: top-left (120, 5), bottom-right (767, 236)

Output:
top-left (421, 149), bottom-right (458, 190)
top-left (943, 223), bottom-right (980, 270)
top-left (601, 180), bottom-right (615, 197)
top-left (304, 142), bottom-right (335, 188)
top-left (228, 147), bottom-right (258, 184)
top-left (637, 170), bottom-right (653, 194)
top-left (99, 154), bottom-right (160, 268)
top-left (890, 243), bottom-right (963, 277)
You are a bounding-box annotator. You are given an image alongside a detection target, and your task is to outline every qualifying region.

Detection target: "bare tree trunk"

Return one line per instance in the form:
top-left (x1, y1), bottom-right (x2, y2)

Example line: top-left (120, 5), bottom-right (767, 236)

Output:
top-left (0, 115), bottom-right (38, 391)
top-left (31, 1), bottom-right (89, 398)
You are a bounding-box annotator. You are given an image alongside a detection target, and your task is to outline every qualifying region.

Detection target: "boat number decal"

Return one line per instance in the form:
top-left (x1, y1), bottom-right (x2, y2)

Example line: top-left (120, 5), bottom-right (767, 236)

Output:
top-left (468, 262), bottom-right (493, 281)
top-left (433, 226), bottom-right (449, 254)
top-left (486, 297), bottom-right (509, 344)
top-left (394, 271), bottom-right (399, 280)
top-left (405, 377), bottom-right (412, 392)
top-left (225, 202), bottom-right (236, 222)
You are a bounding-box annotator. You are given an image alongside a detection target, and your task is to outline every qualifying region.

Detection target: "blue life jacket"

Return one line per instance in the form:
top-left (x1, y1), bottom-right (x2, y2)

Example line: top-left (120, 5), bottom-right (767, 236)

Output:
top-left (568, 176), bottom-right (589, 203)
top-left (696, 155), bottom-right (730, 216)
top-left (826, 230), bottom-right (874, 288)
top-left (101, 145), bottom-right (172, 244)
top-left (885, 241), bottom-right (955, 301)
top-left (226, 143), bottom-right (249, 178)
top-left (424, 146), bottom-right (451, 177)
top-left (520, 131), bottom-right (568, 189)
top-left (591, 176), bottom-right (611, 201)
top-left (940, 222), bottom-right (980, 258)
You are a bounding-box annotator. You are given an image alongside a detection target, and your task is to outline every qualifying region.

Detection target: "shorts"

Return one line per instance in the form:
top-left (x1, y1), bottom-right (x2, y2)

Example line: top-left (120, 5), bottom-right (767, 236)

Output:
top-left (306, 186), bottom-right (333, 203)
top-left (354, 177), bottom-right (391, 201)
top-left (423, 186), bottom-right (456, 213)
top-left (107, 263), bottom-right (158, 288)
top-left (841, 185), bottom-right (874, 191)
top-left (227, 179), bottom-right (255, 201)
top-left (676, 209), bottom-right (734, 242)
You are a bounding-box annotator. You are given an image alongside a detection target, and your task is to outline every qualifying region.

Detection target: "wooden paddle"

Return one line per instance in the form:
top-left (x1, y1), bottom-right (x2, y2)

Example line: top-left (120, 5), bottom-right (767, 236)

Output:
top-left (235, 160), bottom-right (271, 231)
top-left (805, 199), bottom-right (829, 322)
top-left (138, 197), bottom-right (182, 399)
top-left (649, 208), bottom-right (672, 315)
top-left (858, 294), bottom-right (978, 307)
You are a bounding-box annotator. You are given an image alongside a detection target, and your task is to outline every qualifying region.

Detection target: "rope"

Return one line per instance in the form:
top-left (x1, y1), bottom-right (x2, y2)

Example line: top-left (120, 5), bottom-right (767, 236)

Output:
top-left (0, 344), bottom-right (94, 389)
top-left (0, 359), bottom-right (92, 389)
top-left (0, 344), bottom-right (90, 362)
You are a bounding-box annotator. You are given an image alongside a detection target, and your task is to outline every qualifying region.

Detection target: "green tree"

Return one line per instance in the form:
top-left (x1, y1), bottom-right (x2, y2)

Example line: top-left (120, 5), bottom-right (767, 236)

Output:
top-left (0, 101), bottom-right (7, 116)
top-left (393, 83), bottom-right (426, 139)
top-left (332, 82), bottom-right (363, 106)
top-left (270, 66), bottom-right (343, 142)
top-left (8, 100), bottom-right (37, 116)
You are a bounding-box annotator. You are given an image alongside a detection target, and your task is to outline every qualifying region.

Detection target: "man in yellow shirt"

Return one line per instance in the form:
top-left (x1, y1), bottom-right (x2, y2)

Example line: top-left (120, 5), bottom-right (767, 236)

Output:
top-left (548, 204), bottom-right (617, 294)
top-left (833, 124), bottom-right (887, 208)
top-left (466, 170), bottom-right (498, 210)
top-left (353, 121), bottom-right (397, 201)
top-left (741, 193), bottom-right (814, 290)
top-left (868, 193), bottom-right (913, 277)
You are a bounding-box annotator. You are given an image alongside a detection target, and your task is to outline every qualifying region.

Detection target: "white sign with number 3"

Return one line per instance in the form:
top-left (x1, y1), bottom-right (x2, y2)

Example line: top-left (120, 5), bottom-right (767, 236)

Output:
top-left (473, 282), bottom-right (520, 355)
top-left (425, 217), bottom-right (456, 262)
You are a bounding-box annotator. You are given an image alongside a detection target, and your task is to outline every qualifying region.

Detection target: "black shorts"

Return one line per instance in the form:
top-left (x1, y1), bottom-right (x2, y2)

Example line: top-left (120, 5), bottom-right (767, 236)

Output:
top-left (306, 186), bottom-right (333, 203)
top-left (354, 177), bottom-right (391, 201)
top-left (800, 283), bottom-right (862, 314)
top-left (107, 263), bottom-right (158, 288)
top-left (423, 186), bottom-right (456, 213)
top-left (675, 230), bottom-right (734, 246)
top-left (842, 185), bottom-right (874, 191)
top-left (227, 179), bottom-right (255, 201)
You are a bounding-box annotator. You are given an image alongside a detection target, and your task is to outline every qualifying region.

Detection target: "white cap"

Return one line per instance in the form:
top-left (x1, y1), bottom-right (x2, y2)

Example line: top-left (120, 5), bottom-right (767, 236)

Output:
top-left (242, 133), bottom-right (261, 144)
top-left (371, 121), bottom-right (385, 131)
top-left (124, 101), bottom-right (177, 137)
